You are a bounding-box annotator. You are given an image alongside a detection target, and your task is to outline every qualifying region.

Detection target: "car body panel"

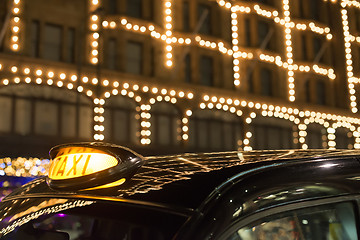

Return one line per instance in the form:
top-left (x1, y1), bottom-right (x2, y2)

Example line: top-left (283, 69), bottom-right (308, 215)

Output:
top-left (1, 149), bottom-right (360, 239)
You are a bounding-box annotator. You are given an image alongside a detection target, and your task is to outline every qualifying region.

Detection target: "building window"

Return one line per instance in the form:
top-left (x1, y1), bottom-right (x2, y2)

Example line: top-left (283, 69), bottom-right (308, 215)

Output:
top-left (356, 11), bottom-right (360, 32)
top-left (252, 119), bottom-right (296, 150)
top-left (310, 0), bottom-right (320, 21)
top-left (247, 70), bottom-right (254, 93)
top-left (299, 0), bottom-right (305, 18)
top-left (200, 55), bottom-right (213, 86)
top-left (126, 41), bottom-right (142, 75)
top-left (188, 110), bottom-right (242, 151)
top-left (305, 80), bottom-right (311, 103)
top-left (150, 103), bottom-right (180, 147)
top-left (183, 1), bottom-right (190, 32)
top-left (307, 124), bottom-right (327, 149)
top-left (245, 18), bottom-right (251, 47)
top-left (104, 97), bottom-right (139, 145)
top-left (257, 20), bottom-right (271, 50)
top-left (35, 101), bottom-right (58, 136)
top-left (0, 96), bottom-right (12, 133)
top-left (302, 34), bottom-right (308, 61)
top-left (198, 4), bottom-right (211, 35)
top-left (127, 0), bottom-right (142, 18)
top-left (313, 37), bottom-right (323, 63)
top-left (107, 38), bottom-right (117, 70)
top-left (0, 86), bottom-right (92, 141)
top-left (316, 81), bottom-right (326, 105)
top-left (260, 68), bottom-right (272, 96)
top-left (66, 28), bottom-right (75, 63)
top-left (30, 20), bottom-right (40, 58)
top-left (108, 0), bottom-right (117, 14)
top-left (15, 98), bottom-right (31, 135)
top-left (43, 23), bottom-right (62, 61)
top-left (150, 46), bottom-right (155, 77)
top-left (336, 128), bottom-right (354, 149)
top-left (61, 104), bottom-right (76, 138)
top-left (184, 54), bottom-right (191, 83)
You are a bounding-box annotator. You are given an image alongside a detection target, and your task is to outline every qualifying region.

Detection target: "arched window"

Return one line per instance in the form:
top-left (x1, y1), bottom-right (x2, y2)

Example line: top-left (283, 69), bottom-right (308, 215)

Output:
top-left (103, 96), bottom-right (139, 145)
top-left (251, 116), bottom-right (296, 150)
top-left (336, 127), bottom-right (354, 149)
top-left (307, 123), bottom-right (327, 149)
top-left (0, 95), bottom-right (12, 133)
top-left (188, 110), bottom-right (243, 151)
top-left (150, 103), bottom-right (181, 146)
top-left (0, 85), bottom-right (93, 140)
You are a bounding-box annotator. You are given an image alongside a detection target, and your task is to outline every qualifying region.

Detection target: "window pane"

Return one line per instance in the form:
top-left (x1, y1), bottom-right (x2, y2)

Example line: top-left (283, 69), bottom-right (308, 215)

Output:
top-left (228, 202), bottom-right (358, 240)
top-left (224, 122), bottom-right (234, 150)
top-left (198, 4), bottom-right (211, 35)
top-left (108, 0), bottom-right (117, 14)
top-left (158, 115), bottom-right (171, 146)
top-left (113, 110), bottom-right (129, 142)
top-left (183, 1), bottom-right (190, 32)
top-left (336, 128), bottom-right (353, 149)
top-left (35, 101), bottom-right (58, 136)
top-left (210, 121), bottom-right (222, 150)
top-left (30, 21), bottom-right (40, 57)
top-left (127, 0), bottom-right (142, 18)
top-left (198, 120), bottom-right (208, 149)
top-left (247, 70), bottom-right (254, 93)
top-left (0, 96), bottom-right (12, 133)
top-left (258, 21), bottom-right (270, 48)
top-left (15, 99), bottom-right (31, 135)
top-left (66, 28), bottom-right (75, 63)
top-left (310, 1), bottom-right (320, 21)
top-left (126, 42), bottom-right (142, 74)
top-left (305, 80), bottom-right (311, 103)
top-left (245, 18), bottom-right (251, 47)
top-left (172, 117), bottom-right (180, 146)
top-left (107, 38), bottom-right (117, 70)
top-left (307, 128), bottom-right (323, 149)
top-left (130, 112), bottom-right (139, 144)
top-left (313, 37), bottom-right (322, 62)
top-left (79, 106), bottom-right (92, 139)
top-left (200, 56), bottom-right (213, 86)
top-left (302, 34), bottom-right (307, 61)
top-left (268, 127), bottom-right (281, 150)
top-left (316, 81), bottom-right (326, 105)
top-left (188, 120), bottom-right (196, 147)
top-left (261, 68), bottom-right (272, 96)
top-left (43, 24), bottom-right (62, 61)
top-left (61, 104), bottom-right (76, 138)
top-left (254, 126), bottom-right (267, 150)
top-left (184, 54), bottom-right (191, 83)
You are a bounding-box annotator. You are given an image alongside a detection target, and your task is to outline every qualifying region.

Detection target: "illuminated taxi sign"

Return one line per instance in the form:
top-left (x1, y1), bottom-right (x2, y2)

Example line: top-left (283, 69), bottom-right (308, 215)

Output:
top-left (49, 149), bottom-right (118, 180)
top-left (47, 143), bottom-right (143, 191)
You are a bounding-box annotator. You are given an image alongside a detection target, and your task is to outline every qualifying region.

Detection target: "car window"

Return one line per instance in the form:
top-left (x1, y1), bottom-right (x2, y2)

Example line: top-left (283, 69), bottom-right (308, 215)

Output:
top-left (226, 202), bottom-right (357, 240)
top-left (1, 199), bottom-right (186, 240)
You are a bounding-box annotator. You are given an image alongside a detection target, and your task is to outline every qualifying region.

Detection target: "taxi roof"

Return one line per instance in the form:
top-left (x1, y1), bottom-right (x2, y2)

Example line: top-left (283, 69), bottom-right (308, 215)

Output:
top-left (4, 149), bottom-right (360, 214)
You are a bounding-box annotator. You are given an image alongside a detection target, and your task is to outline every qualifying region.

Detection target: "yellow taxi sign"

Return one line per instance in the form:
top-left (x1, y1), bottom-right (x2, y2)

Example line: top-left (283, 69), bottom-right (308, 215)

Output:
top-left (47, 143), bottom-right (144, 191)
top-left (49, 150), bottom-right (118, 180)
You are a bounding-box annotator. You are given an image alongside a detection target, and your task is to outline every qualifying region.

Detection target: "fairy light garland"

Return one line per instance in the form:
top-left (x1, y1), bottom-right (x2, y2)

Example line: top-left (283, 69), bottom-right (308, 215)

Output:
top-left (89, 0), bottom-right (101, 65)
top-left (1, 0), bottom-right (360, 150)
top-left (10, 0), bottom-right (21, 51)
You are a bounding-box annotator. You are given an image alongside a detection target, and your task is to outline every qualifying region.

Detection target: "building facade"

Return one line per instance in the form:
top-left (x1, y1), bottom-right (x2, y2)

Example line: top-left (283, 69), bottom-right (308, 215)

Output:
top-left (0, 0), bottom-right (359, 157)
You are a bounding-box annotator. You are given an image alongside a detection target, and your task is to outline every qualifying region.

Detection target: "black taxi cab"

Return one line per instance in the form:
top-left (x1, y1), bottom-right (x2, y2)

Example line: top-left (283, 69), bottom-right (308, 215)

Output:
top-left (0, 142), bottom-right (360, 239)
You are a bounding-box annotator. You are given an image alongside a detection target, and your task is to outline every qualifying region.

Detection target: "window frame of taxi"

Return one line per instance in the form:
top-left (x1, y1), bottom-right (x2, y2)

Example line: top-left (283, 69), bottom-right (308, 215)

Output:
top-left (218, 195), bottom-right (360, 240)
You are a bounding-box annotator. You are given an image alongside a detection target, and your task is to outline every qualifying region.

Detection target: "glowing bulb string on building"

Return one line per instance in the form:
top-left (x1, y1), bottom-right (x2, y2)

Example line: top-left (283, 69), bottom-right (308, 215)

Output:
top-left (0, 59), bottom-right (360, 151)
top-left (2, 0), bottom-right (360, 151)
